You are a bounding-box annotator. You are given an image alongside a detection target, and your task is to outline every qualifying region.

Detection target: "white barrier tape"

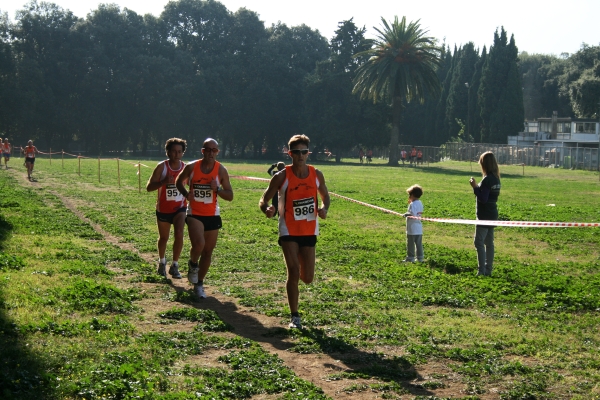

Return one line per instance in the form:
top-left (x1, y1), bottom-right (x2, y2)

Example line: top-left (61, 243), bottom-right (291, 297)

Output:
top-left (231, 175), bottom-right (599, 228)
top-left (416, 217), bottom-right (599, 228)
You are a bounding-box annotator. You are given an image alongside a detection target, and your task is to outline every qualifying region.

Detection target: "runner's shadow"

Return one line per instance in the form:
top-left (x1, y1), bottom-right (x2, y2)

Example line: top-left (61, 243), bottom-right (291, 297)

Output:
top-left (169, 284), bottom-right (432, 397)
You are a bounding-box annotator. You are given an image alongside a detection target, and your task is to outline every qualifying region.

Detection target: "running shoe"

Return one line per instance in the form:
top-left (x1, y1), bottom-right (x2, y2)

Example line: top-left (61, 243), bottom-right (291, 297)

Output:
top-left (289, 316), bottom-right (302, 329)
top-left (168, 264), bottom-right (182, 279)
top-left (194, 284), bottom-right (206, 299)
top-left (187, 260), bottom-right (199, 284)
top-left (157, 262), bottom-right (167, 277)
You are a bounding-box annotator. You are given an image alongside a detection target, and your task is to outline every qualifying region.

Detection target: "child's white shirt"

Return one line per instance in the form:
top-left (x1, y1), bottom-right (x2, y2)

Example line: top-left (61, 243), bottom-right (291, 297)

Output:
top-left (406, 199), bottom-right (423, 235)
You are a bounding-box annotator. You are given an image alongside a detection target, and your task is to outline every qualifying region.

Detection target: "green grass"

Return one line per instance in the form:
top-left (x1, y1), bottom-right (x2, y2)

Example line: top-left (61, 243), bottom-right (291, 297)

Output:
top-left (1, 157), bottom-right (600, 399)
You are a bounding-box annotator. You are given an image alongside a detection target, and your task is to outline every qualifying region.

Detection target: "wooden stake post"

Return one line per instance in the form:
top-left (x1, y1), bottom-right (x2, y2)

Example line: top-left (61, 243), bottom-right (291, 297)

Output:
top-left (138, 162), bottom-right (141, 193)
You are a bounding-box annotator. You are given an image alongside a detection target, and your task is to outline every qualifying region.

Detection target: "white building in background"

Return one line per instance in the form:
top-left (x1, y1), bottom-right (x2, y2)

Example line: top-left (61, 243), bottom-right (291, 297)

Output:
top-left (508, 112), bottom-right (599, 148)
top-left (507, 112), bottom-right (599, 168)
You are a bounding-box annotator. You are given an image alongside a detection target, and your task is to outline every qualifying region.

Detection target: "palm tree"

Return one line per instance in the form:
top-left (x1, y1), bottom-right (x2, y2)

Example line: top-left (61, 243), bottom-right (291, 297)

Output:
top-left (353, 16), bottom-right (441, 165)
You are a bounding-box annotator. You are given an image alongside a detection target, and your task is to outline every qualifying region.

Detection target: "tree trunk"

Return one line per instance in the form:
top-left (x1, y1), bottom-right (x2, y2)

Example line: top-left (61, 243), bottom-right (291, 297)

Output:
top-left (388, 96), bottom-right (402, 165)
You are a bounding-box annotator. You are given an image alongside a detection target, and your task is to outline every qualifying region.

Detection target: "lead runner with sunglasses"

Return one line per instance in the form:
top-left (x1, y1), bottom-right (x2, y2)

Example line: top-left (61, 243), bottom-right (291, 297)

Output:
top-left (259, 134), bottom-right (330, 329)
top-left (175, 138), bottom-right (233, 298)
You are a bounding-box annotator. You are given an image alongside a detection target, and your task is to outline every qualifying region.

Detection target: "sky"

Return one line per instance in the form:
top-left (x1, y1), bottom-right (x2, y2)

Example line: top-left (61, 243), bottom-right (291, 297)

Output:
top-left (2, 0), bottom-right (600, 56)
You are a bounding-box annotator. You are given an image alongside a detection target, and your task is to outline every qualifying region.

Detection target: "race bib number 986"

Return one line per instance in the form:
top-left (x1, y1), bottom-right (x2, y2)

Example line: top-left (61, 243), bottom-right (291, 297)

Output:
top-left (293, 197), bottom-right (316, 221)
top-left (193, 184), bottom-right (213, 204)
top-left (166, 184), bottom-right (183, 201)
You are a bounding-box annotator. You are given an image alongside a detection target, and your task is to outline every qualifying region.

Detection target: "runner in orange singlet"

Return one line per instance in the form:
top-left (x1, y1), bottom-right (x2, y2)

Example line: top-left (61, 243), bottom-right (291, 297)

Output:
top-left (259, 134), bottom-right (330, 329)
top-left (410, 146), bottom-right (417, 166)
top-left (3, 138), bottom-right (11, 169)
top-left (22, 140), bottom-right (39, 181)
top-left (146, 138), bottom-right (188, 279)
top-left (175, 138), bottom-right (233, 298)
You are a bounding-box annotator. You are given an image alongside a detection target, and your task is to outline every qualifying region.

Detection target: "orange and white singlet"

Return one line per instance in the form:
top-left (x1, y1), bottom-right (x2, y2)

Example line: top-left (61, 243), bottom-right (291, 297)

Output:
top-left (25, 145), bottom-right (35, 158)
top-left (187, 160), bottom-right (220, 216)
top-left (278, 165), bottom-right (320, 236)
top-left (156, 160), bottom-right (186, 213)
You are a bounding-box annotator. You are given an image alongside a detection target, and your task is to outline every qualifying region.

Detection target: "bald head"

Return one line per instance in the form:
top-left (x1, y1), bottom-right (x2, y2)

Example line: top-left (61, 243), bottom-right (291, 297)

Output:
top-left (203, 138), bottom-right (218, 148)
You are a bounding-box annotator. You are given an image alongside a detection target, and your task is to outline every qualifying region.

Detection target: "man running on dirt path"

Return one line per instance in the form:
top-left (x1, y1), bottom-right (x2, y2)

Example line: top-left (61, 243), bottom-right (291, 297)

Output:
top-left (146, 138), bottom-right (188, 280)
top-left (259, 134), bottom-right (330, 329)
top-left (22, 140), bottom-right (39, 180)
top-left (175, 138), bottom-right (233, 299)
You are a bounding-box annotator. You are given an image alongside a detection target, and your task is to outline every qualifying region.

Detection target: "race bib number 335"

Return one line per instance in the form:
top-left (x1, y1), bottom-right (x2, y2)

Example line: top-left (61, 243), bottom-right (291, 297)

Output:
top-left (193, 184), bottom-right (213, 204)
top-left (293, 197), bottom-right (316, 221)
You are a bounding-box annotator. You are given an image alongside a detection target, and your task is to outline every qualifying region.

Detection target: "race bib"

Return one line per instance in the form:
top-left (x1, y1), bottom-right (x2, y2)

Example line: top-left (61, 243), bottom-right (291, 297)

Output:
top-left (165, 184), bottom-right (183, 202)
top-left (193, 184), bottom-right (213, 204)
top-left (293, 197), bottom-right (316, 221)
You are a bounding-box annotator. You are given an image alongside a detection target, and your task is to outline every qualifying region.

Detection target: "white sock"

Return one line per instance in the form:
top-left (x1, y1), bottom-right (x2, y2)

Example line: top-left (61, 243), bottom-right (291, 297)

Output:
top-left (172, 260), bottom-right (179, 266)
top-left (160, 257), bottom-right (166, 265)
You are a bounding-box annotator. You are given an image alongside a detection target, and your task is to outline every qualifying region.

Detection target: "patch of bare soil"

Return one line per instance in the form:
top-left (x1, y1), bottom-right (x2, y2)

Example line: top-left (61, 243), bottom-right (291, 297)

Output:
top-left (13, 168), bottom-right (495, 399)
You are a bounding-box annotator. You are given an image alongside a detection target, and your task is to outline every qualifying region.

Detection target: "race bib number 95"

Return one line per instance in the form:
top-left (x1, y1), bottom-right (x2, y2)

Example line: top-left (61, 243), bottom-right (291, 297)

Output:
top-left (166, 184), bottom-right (183, 202)
top-left (193, 184), bottom-right (213, 204)
top-left (293, 197), bottom-right (316, 221)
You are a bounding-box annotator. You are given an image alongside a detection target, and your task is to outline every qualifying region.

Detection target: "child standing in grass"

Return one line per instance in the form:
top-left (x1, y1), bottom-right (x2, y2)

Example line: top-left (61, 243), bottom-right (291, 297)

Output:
top-left (403, 184), bottom-right (424, 262)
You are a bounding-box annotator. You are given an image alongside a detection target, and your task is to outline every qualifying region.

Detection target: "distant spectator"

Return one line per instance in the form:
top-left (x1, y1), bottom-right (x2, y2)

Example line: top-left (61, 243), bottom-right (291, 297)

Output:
top-left (267, 161), bottom-right (286, 214)
top-left (367, 149), bottom-right (373, 163)
top-left (400, 149), bottom-right (407, 165)
top-left (410, 147), bottom-right (417, 165)
top-left (417, 149), bottom-right (423, 165)
top-left (359, 149), bottom-right (364, 164)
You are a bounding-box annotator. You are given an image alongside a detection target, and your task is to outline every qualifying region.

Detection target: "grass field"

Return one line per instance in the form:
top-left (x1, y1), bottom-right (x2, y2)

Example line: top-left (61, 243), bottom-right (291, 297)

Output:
top-left (1, 155), bottom-right (599, 399)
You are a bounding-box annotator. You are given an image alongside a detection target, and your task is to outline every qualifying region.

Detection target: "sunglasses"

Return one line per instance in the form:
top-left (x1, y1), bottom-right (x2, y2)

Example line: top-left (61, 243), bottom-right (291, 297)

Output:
top-left (203, 147), bottom-right (219, 153)
top-left (290, 149), bottom-right (310, 155)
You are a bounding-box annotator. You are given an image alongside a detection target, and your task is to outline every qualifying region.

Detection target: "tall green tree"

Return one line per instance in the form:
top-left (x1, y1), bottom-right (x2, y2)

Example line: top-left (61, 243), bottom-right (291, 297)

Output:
top-left (478, 27), bottom-right (524, 143)
top-left (302, 19), bottom-right (386, 162)
top-left (561, 44), bottom-right (600, 118)
top-left (352, 16), bottom-right (441, 165)
top-left (11, 1), bottom-right (81, 148)
top-left (433, 45), bottom-right (454, 144)
top-left (445, 42), bottom-right (478, 141)
top-left (0, 11), bottom-right (16, 138)
top-left (468, 46), bottom-right (486, 141)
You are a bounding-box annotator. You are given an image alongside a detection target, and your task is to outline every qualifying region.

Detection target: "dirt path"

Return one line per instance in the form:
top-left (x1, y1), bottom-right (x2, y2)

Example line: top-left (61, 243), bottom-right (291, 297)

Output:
top-left (9, 167), bottom-right (474, 399)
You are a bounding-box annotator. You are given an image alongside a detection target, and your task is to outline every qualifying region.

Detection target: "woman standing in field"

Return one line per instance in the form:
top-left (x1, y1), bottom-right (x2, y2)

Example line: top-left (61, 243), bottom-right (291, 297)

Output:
top-left (469, 151), bottom-right (501, 276)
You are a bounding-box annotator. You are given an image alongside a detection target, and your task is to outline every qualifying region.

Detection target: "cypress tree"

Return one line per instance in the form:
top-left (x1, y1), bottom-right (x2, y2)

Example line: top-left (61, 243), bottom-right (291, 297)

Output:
top-left (489, 35), bottom-right (524, 142)
top-left (445, 42), bottom-right (478, 141)
top-left (434, 45), bottom-right (456, 144)
top-left (469, 46), bottom-right (486, 142)
top-left (478, 28), bottom-right (524, 143)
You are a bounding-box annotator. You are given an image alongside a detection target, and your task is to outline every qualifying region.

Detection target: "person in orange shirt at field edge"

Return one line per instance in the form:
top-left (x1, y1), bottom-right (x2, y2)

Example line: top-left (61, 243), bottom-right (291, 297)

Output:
top-left (176, 138), bottom-right (234, 298)
top-left (259, 134), bottom-right (330, 329)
